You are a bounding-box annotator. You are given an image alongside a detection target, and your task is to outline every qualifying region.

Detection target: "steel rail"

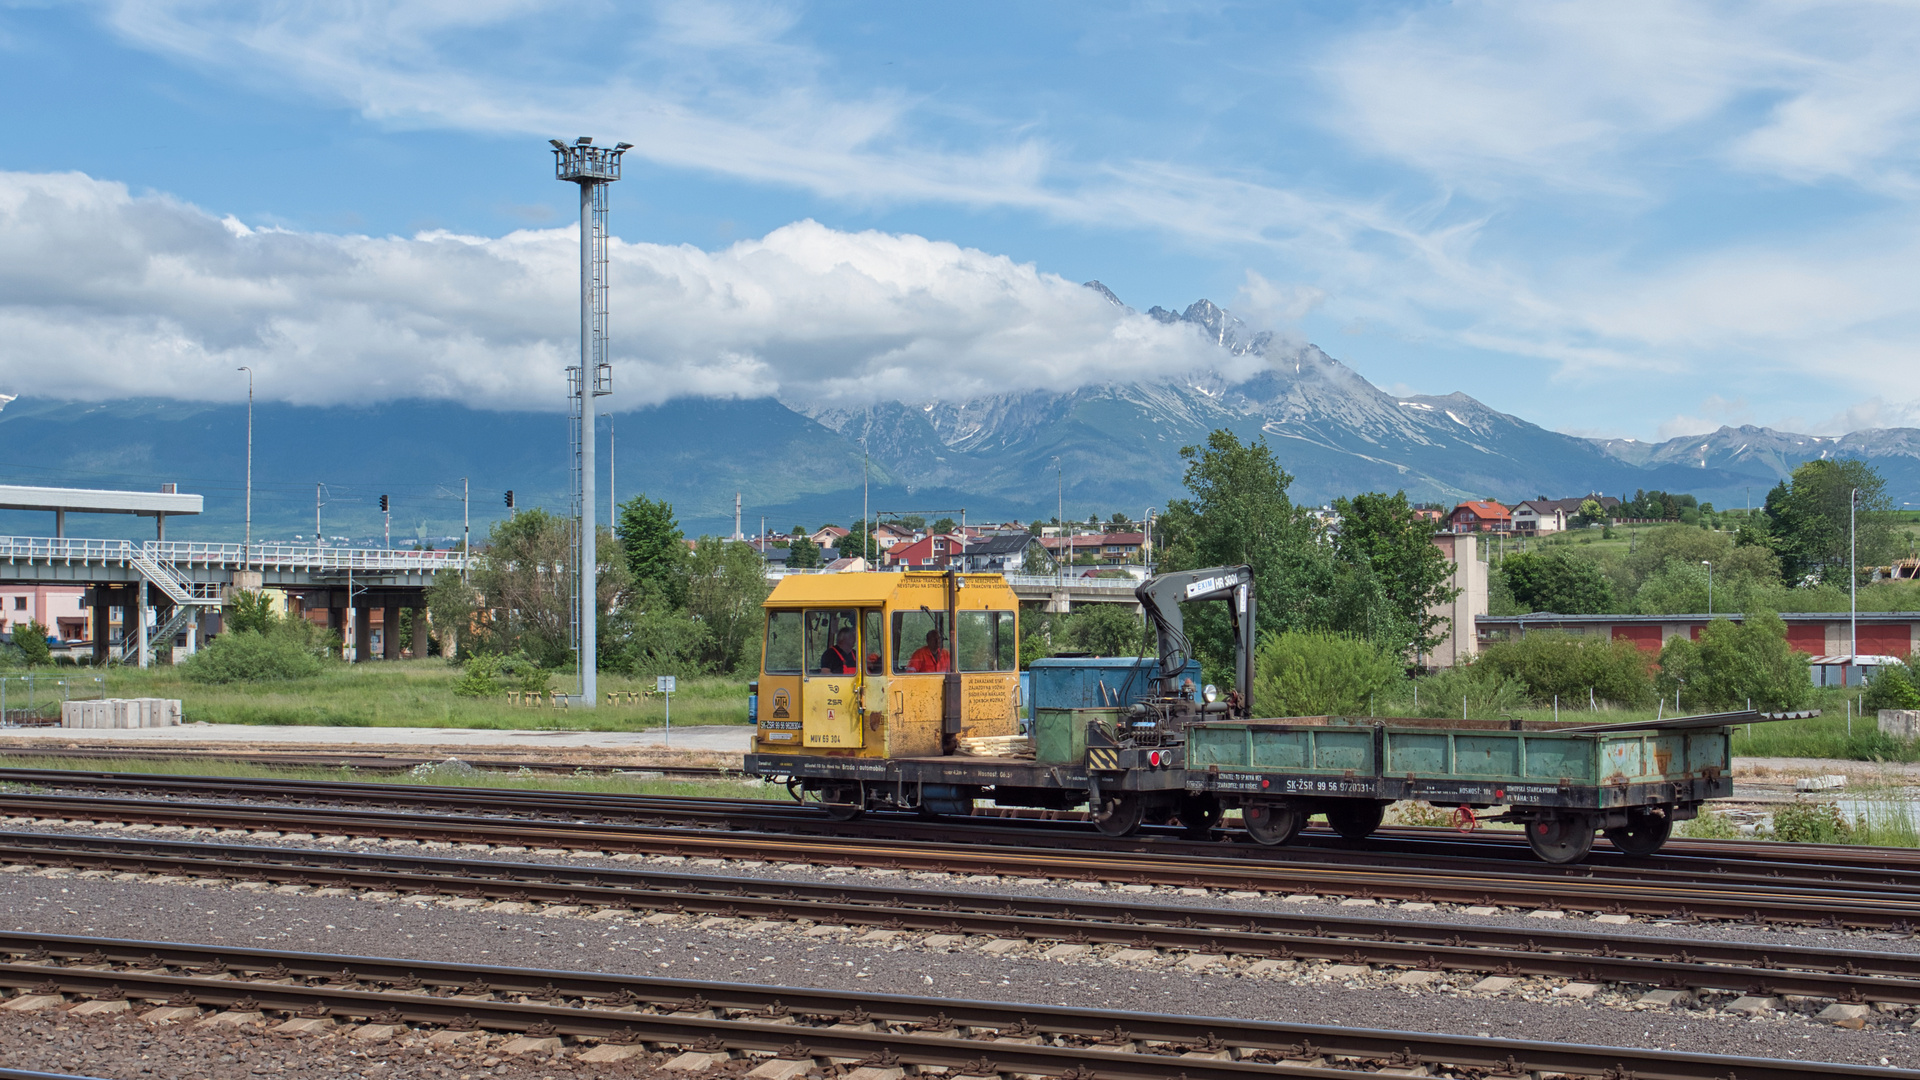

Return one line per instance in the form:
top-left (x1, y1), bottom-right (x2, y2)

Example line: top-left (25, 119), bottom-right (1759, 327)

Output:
top-left (6, 792), bottom-right (1920, 929)
top-left (5, 831), bottom-right (1919, 1005)
top-left (9, 768), bottom-right (1920, 894)
top-left (0, 932), bottom-right (1907, 1080)
top-left (0, 753), bottom-right (738, 778)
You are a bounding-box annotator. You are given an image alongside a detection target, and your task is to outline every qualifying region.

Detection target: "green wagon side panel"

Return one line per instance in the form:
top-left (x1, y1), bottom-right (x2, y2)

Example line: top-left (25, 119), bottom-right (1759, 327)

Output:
top-left (1523, 737), bottom-right (1595, 780)
top-left (1454, 735), bottom-right (1520, 777)
top-left (1600, 737), bottom-right (1644, 781)
top-left (1687, 732), bottom-right (1730, 774)
top-left (1648, 734), bottom-right (1687, 781)
top-left (1188, 726), bottom-right (1249, 768)
top-left (1034, 708), bottom-right (1110, 764)
top-left (1313, 730), bottom-right (1373, 772)
top-left (1250, 730), bottom-right (1309, 770)
top-left (1386, 733), bottom-right (1448, 774)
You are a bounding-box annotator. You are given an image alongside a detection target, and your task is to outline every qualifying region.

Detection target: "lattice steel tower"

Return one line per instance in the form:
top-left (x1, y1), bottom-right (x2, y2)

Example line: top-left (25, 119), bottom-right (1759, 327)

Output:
top-left (551, 136), bottom-right (629, 707)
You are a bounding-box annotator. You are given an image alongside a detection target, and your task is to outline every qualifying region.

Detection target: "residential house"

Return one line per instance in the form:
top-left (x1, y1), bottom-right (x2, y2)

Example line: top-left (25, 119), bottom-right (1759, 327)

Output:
top-left (1448, 501), bottom-right (1512, 533)
top-left (873, 523), bottom-right (916, 551)
top-left (960, 533), bottom-right (1049, 573)
top-left (0, 585), bottom-right (89, 641)
top-left (884, 532), bottom-right (966, 569)
top-left (1510, 495), bottom-right (1621, 535)
top-left (809, 525), bottom-right (850, 547)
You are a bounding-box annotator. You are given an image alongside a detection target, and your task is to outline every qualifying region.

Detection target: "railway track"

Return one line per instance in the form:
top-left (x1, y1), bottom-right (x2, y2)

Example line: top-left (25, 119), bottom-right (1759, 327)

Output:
top-left (5, 829), bottom-right (1919, 1006)
top-left (0, 930), bottom-right (1908, 1080)
top-left (0, 751), bottom-right (736, 778)
top-left (6, 786), bottom-right (1920, 928)
top-left (5, 765), bottom-right (1915, 881)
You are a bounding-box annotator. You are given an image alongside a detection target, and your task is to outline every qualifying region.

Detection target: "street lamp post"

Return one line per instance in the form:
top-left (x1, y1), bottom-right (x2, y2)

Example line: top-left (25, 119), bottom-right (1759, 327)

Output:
top-left (1851, 487), bottom-right (1859, 658)
top-left (237, 367), bottom-right (253, 569)
top-left (1702, 560), bottom-right (1713, 616)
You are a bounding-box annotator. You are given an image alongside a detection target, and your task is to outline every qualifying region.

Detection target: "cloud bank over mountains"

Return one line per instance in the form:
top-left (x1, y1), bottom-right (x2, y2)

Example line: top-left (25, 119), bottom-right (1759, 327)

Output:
top-left (0, 170), bottom-right (1238, 411)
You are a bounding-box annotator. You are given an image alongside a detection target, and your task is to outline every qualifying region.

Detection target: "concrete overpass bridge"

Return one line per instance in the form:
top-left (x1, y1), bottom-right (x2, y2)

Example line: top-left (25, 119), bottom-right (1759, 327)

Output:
top-left (0, 536), bottom-right (469, 666)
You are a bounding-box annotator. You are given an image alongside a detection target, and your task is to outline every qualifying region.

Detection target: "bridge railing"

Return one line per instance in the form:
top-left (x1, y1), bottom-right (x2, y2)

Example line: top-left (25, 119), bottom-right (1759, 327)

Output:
top-left (0, 536), bottom-right (471, 575)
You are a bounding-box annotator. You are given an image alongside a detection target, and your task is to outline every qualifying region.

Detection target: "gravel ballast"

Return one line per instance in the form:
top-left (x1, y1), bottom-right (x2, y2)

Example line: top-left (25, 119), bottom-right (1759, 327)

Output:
top-left (2, 863), bottom-right (1917, 1072)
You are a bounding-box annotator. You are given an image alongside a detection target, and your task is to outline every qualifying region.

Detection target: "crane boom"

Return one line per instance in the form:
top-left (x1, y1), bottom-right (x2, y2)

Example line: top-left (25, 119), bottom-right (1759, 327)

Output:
top-left (1133, 565), bottom-right (1256, 717)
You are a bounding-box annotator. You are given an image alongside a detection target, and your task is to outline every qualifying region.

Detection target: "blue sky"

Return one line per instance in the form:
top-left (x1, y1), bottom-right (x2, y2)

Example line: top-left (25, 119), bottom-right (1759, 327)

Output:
top-left (4, 1), bottom-right (1920, 441)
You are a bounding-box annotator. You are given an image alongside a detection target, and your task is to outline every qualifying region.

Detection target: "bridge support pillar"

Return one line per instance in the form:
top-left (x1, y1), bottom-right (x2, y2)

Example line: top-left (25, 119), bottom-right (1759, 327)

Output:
top-left (327, 604), bottom-right (345, 659)
top-left (383, 603), bottom-right (401, 660)
top-left (1047, 590), bottom-right (1072, 614)
top-left (91, 589), bottom-right (111, 666)
top-left (353, 606), bottom-right (371, 664)
top-left (412, 605), bottom-right (429, 659)
top-left (136, 581), bottom-right (148, 669)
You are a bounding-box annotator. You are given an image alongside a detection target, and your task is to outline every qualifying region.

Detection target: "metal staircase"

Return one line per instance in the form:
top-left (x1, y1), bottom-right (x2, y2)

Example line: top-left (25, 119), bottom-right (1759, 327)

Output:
top-left (118, 544), bottom-right (224, 664)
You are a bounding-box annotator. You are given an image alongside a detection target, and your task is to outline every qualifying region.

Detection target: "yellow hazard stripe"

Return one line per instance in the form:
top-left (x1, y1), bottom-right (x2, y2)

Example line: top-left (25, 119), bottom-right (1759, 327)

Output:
top-left (1088, 748), bottom-right (1119, 770)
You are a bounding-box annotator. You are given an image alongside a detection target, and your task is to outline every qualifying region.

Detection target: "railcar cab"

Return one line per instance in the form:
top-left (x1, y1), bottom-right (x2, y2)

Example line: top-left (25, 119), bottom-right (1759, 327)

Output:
top-left (752, 571), bottom-right (1021, 815)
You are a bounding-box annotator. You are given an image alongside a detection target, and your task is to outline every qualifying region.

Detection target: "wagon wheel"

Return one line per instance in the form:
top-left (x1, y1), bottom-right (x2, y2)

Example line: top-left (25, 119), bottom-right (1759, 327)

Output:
top-left (813, 783), bottom-right (865, 822)
top-left (1526, 813), bottom-right (1596, 864)
top-left (1091, 794), bottom-right (1146, 837)
top-left (1175, 793), bottom-right (1224, 840)
top-left (1323, 801), bottom-right (1387, 841)
top-left (1243, 803), bottom-right (1302, 847)
top-left (1604, 808), bottom-right (1672, 857)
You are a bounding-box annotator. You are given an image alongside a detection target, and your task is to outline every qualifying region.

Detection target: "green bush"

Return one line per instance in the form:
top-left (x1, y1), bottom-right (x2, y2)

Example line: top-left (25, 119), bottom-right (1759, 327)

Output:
top-left (1252, 631), bottom-right (1404, 716)
top-left (181, 631), bottom-right (327, 683)
top-left (1499, 550), bottom-right (1615, 614)
top-left (1770, 799), bottom-right (1852, 844)
top-left (451, 653), bottom-right (505, 697)
top-left (1657, 610), bottom-right (1810, 711)
top-left (1864, 657), bottom-right (1920, 712)
top-left (1678, 808), bottom-right (1741, 839)
top-left (1401, 663), bottom-right (1529, 720)
top-left (224, 590), bottom-right (278, 635)
top-left (10, 620), bottom-right (50, 668)
top-left (1473, 632), bottom-right (1655, 707)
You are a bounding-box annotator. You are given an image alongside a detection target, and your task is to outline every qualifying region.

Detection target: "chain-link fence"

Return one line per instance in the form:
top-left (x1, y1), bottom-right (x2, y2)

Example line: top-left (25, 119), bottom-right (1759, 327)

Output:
top-left (0, 674), bottom-right (107, 727)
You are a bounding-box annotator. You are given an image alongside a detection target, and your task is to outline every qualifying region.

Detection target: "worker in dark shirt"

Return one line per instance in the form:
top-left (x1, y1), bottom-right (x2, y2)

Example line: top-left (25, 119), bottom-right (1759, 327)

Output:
top-left (819, 627), bottom-right (858, 674)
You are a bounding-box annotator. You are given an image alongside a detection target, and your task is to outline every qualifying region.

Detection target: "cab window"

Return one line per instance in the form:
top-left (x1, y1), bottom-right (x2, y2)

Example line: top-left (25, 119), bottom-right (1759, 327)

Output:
top-left (862, 609), bottom-right (884, 674)
top-left (806, 608), bottom-right (860, 675)
top-left (892, 610), bottom-right (949, 673)
top-left (956, 610), bottom-right (1017, 672)
top-left (764, 610), bottom-right (803, 674)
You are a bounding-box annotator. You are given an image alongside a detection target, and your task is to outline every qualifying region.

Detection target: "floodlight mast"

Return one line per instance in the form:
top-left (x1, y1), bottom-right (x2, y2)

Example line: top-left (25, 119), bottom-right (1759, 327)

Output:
top-left (552, 135), bottom-right (627, 708)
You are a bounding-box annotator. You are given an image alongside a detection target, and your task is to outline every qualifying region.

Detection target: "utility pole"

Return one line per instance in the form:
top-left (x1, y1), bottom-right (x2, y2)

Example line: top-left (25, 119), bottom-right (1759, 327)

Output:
top-left (861, 434), bottom-right (869, 562)
top-left (237, 366), bottom-right (252, 568)
top-left (601, 411), bottom-right (615, 525)
top-left (1703, 560), bottom-right (1713, 616)
top-left (314, 483), bottom-right (326, 546)
top-left (462, 478), bottom-right (470, 583)
top-left (1851, 486), bottom-right (1859, 658)
top-left (551, 136), bottom-right (629, 709)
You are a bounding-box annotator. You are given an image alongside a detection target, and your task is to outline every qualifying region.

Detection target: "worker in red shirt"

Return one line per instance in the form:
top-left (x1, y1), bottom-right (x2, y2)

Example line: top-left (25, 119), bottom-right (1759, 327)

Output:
top-left (907, 629), bottom-right (950, 672)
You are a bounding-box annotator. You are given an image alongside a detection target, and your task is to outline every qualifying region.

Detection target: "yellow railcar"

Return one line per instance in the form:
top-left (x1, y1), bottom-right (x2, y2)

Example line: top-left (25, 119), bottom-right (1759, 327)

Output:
top-left (747, 570), bottom-right (1024, 817)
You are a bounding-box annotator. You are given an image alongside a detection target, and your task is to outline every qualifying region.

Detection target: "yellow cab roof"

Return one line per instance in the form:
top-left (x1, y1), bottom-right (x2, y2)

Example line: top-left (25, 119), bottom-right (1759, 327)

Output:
top-left (764, 570), bottom-right (1017, 609)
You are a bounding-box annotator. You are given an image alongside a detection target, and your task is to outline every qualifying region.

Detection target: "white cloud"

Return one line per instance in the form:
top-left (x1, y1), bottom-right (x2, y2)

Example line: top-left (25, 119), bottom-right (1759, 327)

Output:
top-left (1322, 1), bottom-right (1920, 194)
top-left (0, 170), bottom-right (1238, 410)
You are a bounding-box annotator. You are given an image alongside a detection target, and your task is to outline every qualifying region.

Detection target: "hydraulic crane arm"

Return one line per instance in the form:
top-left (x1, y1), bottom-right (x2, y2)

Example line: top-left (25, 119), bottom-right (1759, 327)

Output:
top-left (1133, 565), bottom-right (1256, 717)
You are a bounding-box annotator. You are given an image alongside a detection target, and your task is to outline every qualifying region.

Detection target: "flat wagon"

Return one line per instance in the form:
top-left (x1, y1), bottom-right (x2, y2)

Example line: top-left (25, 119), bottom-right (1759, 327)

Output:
top-left (1183, 711), bottom-right (1748, 862)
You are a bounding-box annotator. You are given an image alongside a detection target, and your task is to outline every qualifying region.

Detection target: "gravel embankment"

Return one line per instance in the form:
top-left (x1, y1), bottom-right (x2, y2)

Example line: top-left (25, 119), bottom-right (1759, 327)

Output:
top-left (2, 863), bottom-right (1917, 1071)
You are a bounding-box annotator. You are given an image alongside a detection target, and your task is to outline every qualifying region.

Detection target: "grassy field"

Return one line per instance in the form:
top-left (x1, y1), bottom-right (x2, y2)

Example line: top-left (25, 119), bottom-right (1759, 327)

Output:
top-left (0, 752), bottom-right (779, 798)
top-left (38, 659), bottom-right (752, 730)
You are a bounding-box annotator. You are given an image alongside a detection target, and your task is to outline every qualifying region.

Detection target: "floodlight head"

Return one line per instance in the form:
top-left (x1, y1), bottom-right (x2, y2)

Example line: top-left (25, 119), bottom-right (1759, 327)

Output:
top-left (576, 136), bottom-right (593, 145)
top-left (614, 142), bottom-right (633, 150)
top-left (549, 139), bottom-right (567, 150)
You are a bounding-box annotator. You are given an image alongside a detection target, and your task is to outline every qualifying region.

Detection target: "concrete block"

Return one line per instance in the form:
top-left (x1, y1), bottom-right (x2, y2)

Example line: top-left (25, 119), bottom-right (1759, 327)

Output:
top-left (922, 935), bottom-right (964, 949)
top-left (351, 1023), bottom-right (408, 1041)
top-left (1795, 774), bottom-right (1848, 791)
top-left (1526, 909), bottom-right (1565, 920)
top-left (1399, 902), bottom-right (1437, 912)
top-left (1818, 1002), bottom-right (1872, 1021)
top-left (274, 1017), bottom-right (337, 1035)
top-left (427, 1030), bottom-right (485, 1047)
top-left (1393, 970), bottom-right (1437, 987)
top-left (140, 1006), bottom-right (201, 1024)
top-left (644, 913), bottom-right (684, 926)
top-left (1282, 894), bottom-right (1321, 903)
top-left (197, 1010), bottom-right (266, 1028)
top-left (844, 1067), bottom-right (907, 1080)
top-left (1324, 964), bottom-right (1370, 979)
top-left (1246, 959), bottom-right (1295, 976)
top-left (803, 925), bottom-right (848, 937)
top-left (747, 1057), bottom-right (817, 1079)
top-left (1111, 948), bottom-right (1158, 963)
top-left (68, 999), bottom-right (130, 1016)
top-left (1636, 989), bottom-right (1692, 1008)
top-left (1726, 996), bottom-right (1778, 1015)
top-left (1469, 976), bottom-right (1516, 993)
top-left (1044, 944), bottom-right (1091, 960)
top-left (1593, 914), bottom-right (1633, 925)
top-left (857, 930), bottom-right (902, 943)
top-left (1337, 897), bottom-right (1377, 907)
top-left (1179, 953), bottom-right (1225, 972)
top-left (2, 994), bottom-right (63, 1011)
top-left (501, 1035), bottom-right (566, 1055)
top-left (982, 939), bottom-right (1025, 955)
top-left (580, 1043), bottom-right (651, 1062)
top-left (1462, 905), bottom-right (1501, 916)
top-left (1556, 982), bottom-right (1600, 999)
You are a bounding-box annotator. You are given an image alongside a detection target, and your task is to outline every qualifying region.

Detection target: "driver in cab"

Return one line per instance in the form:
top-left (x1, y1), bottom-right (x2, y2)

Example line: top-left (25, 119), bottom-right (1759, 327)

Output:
top-left (907, 629), bottom-right (950, 673)
top-left (819, 628), bottom-right (858, 675)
